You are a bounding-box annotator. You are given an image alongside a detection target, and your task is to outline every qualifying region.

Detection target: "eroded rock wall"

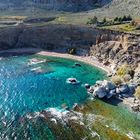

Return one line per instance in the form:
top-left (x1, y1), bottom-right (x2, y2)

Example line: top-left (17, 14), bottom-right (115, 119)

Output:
top-left (91, 33), bottom-right (140, 69)
top-left (0, 24), bottom-right (119, 54)
top-left (0, 24), bottom-right (139, 69)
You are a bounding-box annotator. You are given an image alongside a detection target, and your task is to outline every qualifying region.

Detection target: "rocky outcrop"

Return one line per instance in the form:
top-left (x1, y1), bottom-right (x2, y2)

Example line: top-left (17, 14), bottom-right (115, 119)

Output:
top-left (0, 24), bottom-right (139, 70)
top-left (90, 33), bottom-right (140, 70)
top-left (88, 80), bottom-right (137, 99)
top-left (0, 24), bottom-right (120, 55)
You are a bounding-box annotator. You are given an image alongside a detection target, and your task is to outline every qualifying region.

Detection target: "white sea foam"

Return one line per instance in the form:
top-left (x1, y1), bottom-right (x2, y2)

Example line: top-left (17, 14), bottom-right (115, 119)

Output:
top-left (50, 118), bottom-right (57, 124)
top-left (47, 108), bottom-right (69, 119)
top-left (126, 132), bottom-right (135, 140)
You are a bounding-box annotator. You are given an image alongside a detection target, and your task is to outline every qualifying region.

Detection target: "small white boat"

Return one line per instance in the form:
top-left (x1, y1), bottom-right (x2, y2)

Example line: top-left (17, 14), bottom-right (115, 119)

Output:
top-left (66, 78), bottom-right (80, 85)
top-left (31, 67), bottom-right (43, 73)
top-left (28, 58), bottom-right (46, 66)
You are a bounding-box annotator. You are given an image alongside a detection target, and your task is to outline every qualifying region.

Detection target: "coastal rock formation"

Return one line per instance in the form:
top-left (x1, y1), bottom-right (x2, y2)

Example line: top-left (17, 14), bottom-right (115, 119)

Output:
top-left (0, 24), bottom-right (139, 71)
top-left (91, 34), bottom-right (140, 71)
top-left (0, 24), bottom-right (139, 73)
top-left (89, 80), bottom-right (137, 99)
top-left (0, 24), bottom-right (119, 54)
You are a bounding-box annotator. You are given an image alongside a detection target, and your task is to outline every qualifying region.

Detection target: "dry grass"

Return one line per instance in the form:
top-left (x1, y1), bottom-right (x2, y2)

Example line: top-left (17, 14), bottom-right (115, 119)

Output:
top-left (135, 86), bottom-right (140, 99)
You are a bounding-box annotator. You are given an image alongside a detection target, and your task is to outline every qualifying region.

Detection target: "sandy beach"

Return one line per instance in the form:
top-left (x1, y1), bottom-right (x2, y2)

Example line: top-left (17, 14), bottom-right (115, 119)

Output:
top-left (0, 48), bottom-right (111, 73)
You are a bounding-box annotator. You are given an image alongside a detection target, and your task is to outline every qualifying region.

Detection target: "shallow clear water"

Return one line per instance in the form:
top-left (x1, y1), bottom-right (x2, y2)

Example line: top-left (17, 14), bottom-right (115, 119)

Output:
top-left (0, 54), bottom-right (139, 140)
top-left (0, 55), bottom-right (106, 117)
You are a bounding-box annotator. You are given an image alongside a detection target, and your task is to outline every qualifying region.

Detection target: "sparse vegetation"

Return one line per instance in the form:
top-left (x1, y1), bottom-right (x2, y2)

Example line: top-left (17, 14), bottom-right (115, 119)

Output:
top-left (102, 17), bottom-right (107, 24)
top-left (134, 86), bottom-right (140, 99)
top-left (116, 65), bottom-right (130, 77)
top-left (111, 76), bottom-right (122, 85)
top-left (135, 25), bottom-right (140, 30)
top-left (116, 64), bottom-right (134, 80)
top-left (87, 16), bottom-right (98, 25)
top-left (67, 48), bottom-right (76, 55)
top-left (87, 15), bottom-right (134, 31)
top-left (114, 15), bottom-right (132, 23)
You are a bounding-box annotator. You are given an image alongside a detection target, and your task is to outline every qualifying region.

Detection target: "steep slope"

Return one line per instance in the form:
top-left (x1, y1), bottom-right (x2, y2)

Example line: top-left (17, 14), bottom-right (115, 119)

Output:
top-left (84, 0), bottom-right (140, 18)
top-left (0, 0), bottom-right (106, 11)
top-left (0, 0), bottom-right (140, 17)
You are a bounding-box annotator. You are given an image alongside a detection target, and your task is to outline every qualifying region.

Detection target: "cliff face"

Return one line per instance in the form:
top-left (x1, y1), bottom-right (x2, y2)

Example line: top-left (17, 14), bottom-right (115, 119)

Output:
top-left (91, 34), bottom-right (140, 69)
top-left (0, 24), bottom-right (139, 69)
top-left (0, 24), bottom-right (119, 54)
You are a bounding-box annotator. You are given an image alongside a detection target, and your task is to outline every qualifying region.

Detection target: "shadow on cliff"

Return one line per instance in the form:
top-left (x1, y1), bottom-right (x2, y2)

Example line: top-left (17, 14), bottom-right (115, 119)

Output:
top-left (36, 0), bottom-right (112, 12)
top-left (0, 49), bottom-right (42, 58)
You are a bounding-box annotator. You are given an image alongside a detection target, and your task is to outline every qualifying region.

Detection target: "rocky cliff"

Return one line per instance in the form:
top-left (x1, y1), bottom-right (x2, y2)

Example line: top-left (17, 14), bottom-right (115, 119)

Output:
top-left (0, 24), bottom-right (119, 54)
top-left (0, 24), bottom-right (139, 70)
top-left (90, 33), bottom-right (140, 70)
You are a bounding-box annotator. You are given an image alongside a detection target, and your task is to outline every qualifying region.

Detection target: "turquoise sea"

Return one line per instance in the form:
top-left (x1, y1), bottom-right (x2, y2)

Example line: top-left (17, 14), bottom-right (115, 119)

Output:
top-left (0, 54), bottom-right (139, 140)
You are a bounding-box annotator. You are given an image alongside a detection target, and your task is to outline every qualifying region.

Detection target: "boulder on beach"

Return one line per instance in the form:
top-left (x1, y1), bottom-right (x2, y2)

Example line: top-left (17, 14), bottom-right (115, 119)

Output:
top-left (109, 89), bottom-right (116, 94)
top-left (102, 80), bottom-right (116, 91)
top-left (118, 84), bottom-right (130, 94)
top-left (107, 93), bottom-right (114, 99)
top-left (93, 86), bottom-right (107, 98)
top-left (129, 84), bottom-right (136, 94)
top-left (89, 79), bottom-right (138, 100)
top-left (116, 88), bottom-right (121, 94)
top-left (87, 86), bottom-right (94, 94)
top-left (96, 80), bottom-right (103, 85)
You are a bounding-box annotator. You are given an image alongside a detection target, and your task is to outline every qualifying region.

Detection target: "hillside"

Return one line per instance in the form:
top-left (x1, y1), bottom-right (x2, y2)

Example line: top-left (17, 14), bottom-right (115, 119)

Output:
top-left (0, 0), bottom-right (140, 26)
top-left (0, 0), bottom-right (107, 11)
top-left (0, 0), bottom-right (139, 17)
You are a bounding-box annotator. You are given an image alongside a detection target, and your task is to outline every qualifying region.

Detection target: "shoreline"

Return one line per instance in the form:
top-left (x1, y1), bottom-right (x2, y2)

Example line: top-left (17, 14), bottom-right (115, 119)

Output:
top-left (0, 48), bottom-right (111, 74)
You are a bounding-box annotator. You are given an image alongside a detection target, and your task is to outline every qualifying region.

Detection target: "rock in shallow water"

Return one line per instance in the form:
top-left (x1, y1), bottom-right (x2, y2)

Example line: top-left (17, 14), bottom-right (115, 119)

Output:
top-left (103, 80), bottom-right (116, 90)
top-left (118, 84), bottom-right (130, 93)
top-left (93, 86), bottom-right (107, 98)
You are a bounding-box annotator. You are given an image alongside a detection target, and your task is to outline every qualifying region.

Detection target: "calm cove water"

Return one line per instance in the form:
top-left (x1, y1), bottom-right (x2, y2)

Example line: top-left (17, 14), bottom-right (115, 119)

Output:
top-left (0, 54), bottom-right (139, 140)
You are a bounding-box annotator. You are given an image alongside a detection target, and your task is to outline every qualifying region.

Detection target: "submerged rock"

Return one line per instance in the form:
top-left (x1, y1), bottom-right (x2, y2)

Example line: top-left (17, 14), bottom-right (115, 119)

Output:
top-left (84, 83), bottom-right (90, 89)
top-left (66, 78), bottom-right (80, 85)
top-left (75, 63), bottom-right (82, 67)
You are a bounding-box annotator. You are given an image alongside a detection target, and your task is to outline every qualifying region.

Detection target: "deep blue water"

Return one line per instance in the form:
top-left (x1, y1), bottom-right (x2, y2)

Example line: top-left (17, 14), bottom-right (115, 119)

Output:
top-left (0, 54), bottom-right (106, 119)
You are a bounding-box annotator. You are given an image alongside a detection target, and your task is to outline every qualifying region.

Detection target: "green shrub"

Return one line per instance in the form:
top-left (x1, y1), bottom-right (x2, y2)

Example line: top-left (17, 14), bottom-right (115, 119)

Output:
top-left (118, 17), bottom-right (123, 22)
top-left (130, 20), bottom-right (137, 26)
top-left (68, 48), bottom-right (76, 55)
top-left (134, 86), bottom-right (140, 99)
top-left (114, 15), bottom-right (132, 23)
top-left (87, 16), bottom-right (98, 25)
top-left (102, 17), bottom-right (107, 24)
top-left (122, 15), bottom-right (127, 21)
top-left (135, 25), bottom-right (140, 30)
top-left (114, 17), bottom-right (119, 22)
top-left (116, 65), bottom-right (134, 78)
